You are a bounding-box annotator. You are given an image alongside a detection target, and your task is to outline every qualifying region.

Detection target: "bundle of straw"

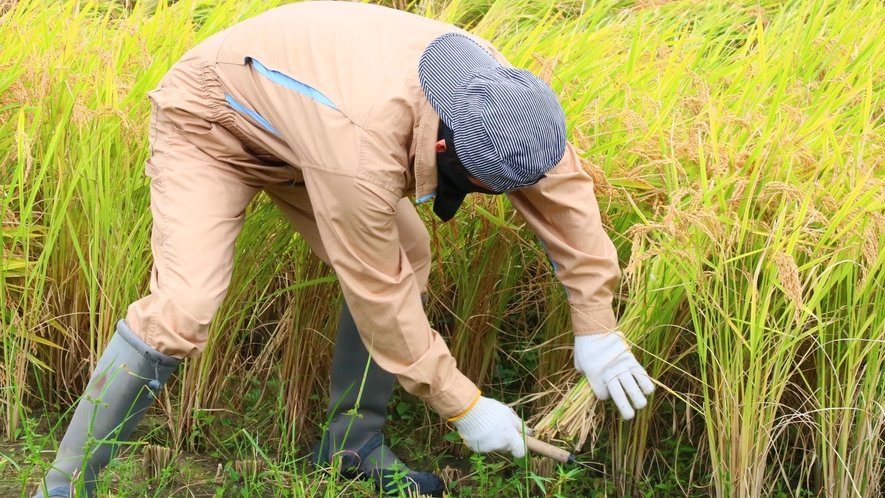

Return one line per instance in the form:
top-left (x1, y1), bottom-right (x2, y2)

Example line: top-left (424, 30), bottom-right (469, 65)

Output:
top-left (532, 376), bottom-right (600, 451)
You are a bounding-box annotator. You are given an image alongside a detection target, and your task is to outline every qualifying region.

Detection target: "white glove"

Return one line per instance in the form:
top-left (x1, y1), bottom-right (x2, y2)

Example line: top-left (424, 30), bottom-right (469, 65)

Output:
top-left (452, 396), bottom-right (527, 458)
top-left (574, 332), bottom-right (656, 420)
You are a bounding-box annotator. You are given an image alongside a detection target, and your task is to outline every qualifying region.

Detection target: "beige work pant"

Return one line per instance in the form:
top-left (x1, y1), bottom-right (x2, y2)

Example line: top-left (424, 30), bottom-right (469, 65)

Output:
top-left (125, 101), bottom-right (431, 359)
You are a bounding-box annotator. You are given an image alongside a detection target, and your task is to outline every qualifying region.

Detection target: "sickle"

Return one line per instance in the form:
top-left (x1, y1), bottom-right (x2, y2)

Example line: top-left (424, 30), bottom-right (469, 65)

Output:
top-left (526, 436), bottom-right (613, 477)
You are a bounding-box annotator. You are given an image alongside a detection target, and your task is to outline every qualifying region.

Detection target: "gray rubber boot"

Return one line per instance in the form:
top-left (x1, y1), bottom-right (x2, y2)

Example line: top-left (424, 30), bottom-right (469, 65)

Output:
top-left (31, 320), bottom-right (181, 498)
top-left (313, 301), bottom-right (445, 496)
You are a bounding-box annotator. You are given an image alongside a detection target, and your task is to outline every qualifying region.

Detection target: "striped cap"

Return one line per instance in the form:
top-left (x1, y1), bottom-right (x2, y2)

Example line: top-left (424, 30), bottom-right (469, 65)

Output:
top-left (419, 32), bottom-right (567, 193)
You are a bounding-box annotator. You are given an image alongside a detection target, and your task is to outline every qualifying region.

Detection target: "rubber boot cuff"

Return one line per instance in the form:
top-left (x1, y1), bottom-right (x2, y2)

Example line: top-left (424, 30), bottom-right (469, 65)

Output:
top-left (115, 320), bottom-right (180, 369)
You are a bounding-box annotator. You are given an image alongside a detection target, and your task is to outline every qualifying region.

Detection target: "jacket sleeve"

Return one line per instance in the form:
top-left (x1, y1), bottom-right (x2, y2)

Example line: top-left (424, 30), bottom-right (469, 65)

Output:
top-left (300, 167), bottom-right (479, 419)
top-left (506, 143), bottom-right (621, 336)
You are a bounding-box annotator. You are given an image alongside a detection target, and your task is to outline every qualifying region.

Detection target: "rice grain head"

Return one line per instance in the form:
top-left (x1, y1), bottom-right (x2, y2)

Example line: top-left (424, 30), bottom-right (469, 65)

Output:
top-left (773, 251), bottom-right (802, 325)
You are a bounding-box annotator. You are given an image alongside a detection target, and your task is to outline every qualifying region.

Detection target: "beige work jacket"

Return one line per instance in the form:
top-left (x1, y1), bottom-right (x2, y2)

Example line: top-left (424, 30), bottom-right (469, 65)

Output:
top-left (169, 1), bottom-right (620, 419)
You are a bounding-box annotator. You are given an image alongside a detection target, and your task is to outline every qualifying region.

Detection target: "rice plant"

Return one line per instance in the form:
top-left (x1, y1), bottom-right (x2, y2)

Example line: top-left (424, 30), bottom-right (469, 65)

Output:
top-left (2, 0), bottom-right (884, 496)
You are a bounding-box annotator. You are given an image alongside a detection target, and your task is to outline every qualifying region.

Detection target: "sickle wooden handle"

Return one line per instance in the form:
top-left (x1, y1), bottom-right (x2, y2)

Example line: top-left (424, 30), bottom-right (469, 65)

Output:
top-left (526, 436), bottom-right (573, 463)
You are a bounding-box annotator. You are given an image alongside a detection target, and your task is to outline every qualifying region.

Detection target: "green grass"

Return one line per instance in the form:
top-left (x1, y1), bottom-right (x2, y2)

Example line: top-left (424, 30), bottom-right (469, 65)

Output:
top-left (2, 0), bottom-right (885, 496)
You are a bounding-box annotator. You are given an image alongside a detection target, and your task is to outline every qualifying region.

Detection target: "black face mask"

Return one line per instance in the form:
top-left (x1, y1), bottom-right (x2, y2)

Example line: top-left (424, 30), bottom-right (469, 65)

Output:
top-left (436, 120), bottom-right (500, 195)
top-left (432, 120), bottom-right (502, 221)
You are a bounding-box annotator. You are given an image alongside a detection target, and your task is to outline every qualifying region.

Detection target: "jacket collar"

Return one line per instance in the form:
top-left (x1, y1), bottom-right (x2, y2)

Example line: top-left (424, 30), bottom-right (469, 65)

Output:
top-left (413, 100), bottom-right (440, 203)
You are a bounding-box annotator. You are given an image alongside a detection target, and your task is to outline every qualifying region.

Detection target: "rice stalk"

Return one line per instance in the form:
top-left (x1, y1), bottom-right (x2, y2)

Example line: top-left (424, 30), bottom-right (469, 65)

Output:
top-left (531, 1), bottom-right (885, 495)
top-left (3, 1), bottom-right (885, 496)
